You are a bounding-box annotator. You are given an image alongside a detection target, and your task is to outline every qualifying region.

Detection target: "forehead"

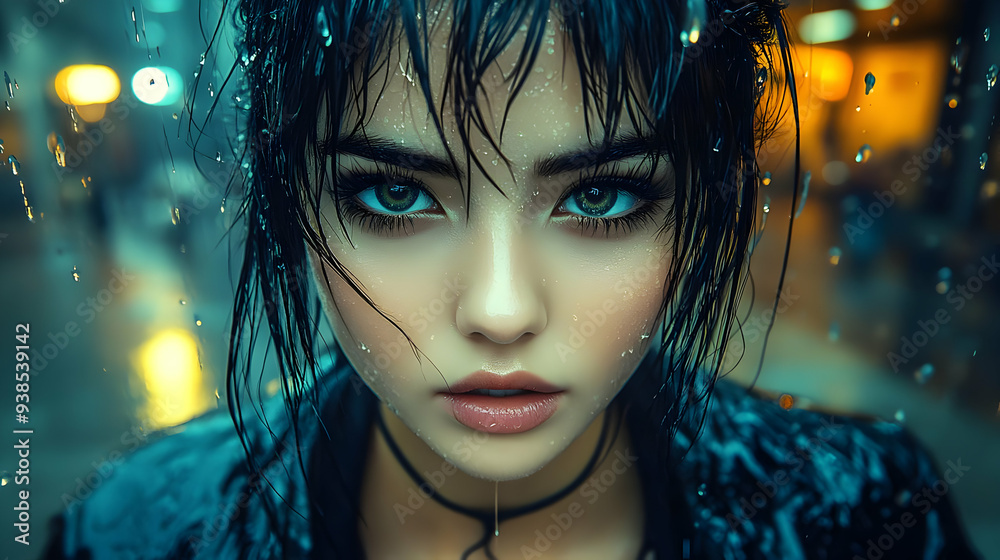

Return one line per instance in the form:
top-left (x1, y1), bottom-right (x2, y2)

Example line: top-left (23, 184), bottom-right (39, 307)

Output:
top-left (342, 8), bottom-right (637, 168)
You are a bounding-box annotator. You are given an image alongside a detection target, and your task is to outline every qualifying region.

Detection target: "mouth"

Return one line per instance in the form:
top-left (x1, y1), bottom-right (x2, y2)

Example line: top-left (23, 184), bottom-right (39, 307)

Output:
top-left (438, 371), bottom-right (565, 434)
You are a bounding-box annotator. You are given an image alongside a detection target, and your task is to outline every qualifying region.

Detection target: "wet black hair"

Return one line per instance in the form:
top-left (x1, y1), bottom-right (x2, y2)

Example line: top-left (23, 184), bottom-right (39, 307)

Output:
top-left (192, 0), bottom-right (800, 556)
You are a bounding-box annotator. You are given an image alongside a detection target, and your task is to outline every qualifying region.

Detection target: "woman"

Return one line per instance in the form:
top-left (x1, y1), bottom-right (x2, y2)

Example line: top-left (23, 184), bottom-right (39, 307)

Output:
top-left (45, 0), bottom-right (980, 558)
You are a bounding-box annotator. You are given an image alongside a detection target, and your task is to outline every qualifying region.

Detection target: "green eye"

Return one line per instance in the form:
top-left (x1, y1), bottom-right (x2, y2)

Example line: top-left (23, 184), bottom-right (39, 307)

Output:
top-left (561, 186), bottom-right (640, 218)
top-left (356, 183), bottom-right (436, 215)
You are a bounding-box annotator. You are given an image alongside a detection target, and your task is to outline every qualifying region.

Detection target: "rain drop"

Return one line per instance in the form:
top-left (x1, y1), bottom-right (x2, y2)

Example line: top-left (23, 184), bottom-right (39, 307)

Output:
top-left (0, 472), bottom-right (10, 486)
top-left (864, 72), bottom-right (876, 95)
top-left (72, 266), bottom-right (80, 281)
top-left (53, 135), bottom-right (67, 168)
top-left (3, 71), bottom-right (14, 98)
top-left (855, 144), bottom-right (873, 163)
top-left (216, 152), bottom-right (222, 163)
top-left (914, 363), bottom-right (934, 385)
top-left (828, 246), bottom-right (842, 265)
top-left (988, 65), bottom-right (998, 90)
top-left (9, 154), bottom-right (20, 176)
top-left (986, 28), bottom-right (991, 42)
top-left (794, 171), bottom-right (811, 219)
top-left (762, 171), bottom-right (772, 186)
top-left (890, 15), bottom-right (900, 28)
top-left (315, 6), bottom-right (333, 47)
top-left (856, 105), bottom-right (861, 112)
top-left (980, 152), bottom-right (988, 170)
top-left (179, 299), bottom-right (187, 305)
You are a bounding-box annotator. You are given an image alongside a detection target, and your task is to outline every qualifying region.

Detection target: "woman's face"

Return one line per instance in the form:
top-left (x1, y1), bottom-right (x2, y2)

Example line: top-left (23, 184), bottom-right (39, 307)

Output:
top-left (308, 12), bottom-right (673, 481)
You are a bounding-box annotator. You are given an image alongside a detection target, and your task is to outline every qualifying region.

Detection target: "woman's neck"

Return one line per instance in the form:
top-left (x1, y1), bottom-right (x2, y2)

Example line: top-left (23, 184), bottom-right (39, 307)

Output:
top-left (359, 401), bottom-right (646, 557)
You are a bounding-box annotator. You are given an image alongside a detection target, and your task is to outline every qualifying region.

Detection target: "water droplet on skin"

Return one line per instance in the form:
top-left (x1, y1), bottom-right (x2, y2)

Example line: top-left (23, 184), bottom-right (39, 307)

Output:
top-left (980, 152), bottom-right (988, 170)
top-left (179, 299), bottom-right (187, 305)
top-left (855, 144), bottom-right (873, 163)
top-left (864, 72), bottom-right (876, 95)
top-left (914, 363), bottom-right (934, 384)
top-left (987, 65), bottom-right (998, 90)
top-left (828, 246), bottom-right (842, 265)
top-left (195, 317), bottom-right (203, 327)
top-left (951, 41), bottom-right (968, 74)
top-left (856, 105), bottom-right (861, 112)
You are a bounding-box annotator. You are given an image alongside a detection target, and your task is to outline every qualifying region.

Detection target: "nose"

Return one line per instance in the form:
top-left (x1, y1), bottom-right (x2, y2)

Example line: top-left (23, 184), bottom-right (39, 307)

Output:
top-left (455, 221), bottom-right (547, 344)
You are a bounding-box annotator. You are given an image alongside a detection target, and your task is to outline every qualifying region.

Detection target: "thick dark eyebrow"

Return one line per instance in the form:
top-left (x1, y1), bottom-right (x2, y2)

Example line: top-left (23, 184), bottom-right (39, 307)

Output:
top-left (327, 132), bottom-right (659, 179)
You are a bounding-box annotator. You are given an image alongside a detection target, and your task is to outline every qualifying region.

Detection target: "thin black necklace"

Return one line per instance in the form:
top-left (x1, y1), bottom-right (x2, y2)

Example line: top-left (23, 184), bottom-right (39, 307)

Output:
top-left (375, 404), bottom-right (621, 560)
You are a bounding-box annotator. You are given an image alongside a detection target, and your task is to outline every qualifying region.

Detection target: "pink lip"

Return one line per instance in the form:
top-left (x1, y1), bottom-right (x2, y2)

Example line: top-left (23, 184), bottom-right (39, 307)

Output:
top-left (444, 370), bottom-right (563, 394)
top-left (438, 371), bottom-right (565, 434)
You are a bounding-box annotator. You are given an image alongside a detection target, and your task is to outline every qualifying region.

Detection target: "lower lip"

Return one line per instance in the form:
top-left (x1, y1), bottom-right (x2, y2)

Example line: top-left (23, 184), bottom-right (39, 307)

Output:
top-left (440, 392), bottom-right (563, 434)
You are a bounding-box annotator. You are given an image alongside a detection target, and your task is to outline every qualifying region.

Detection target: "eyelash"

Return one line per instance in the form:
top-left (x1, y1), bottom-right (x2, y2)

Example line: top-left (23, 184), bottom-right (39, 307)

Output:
top-left (331, 165), bottom-right (674, 238)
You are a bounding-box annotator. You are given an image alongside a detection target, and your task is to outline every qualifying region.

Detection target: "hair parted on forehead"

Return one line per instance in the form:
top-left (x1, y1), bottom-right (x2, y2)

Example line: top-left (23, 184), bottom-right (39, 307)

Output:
top-left (195, 0), bottom-right (799, 555)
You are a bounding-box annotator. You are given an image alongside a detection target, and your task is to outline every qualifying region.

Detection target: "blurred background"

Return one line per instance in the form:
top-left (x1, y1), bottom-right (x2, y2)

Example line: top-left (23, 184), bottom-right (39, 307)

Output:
top-left (0, 0), bottom-right (997, 558)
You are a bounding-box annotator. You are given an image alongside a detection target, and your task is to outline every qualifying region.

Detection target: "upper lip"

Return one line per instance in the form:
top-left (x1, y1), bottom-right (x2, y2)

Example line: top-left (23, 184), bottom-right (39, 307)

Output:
top-left (443, 371), bottom-right (564, 394)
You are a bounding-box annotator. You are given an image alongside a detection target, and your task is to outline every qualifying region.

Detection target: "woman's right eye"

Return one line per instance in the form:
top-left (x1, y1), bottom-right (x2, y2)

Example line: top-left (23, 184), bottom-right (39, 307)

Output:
top-left (354, 182), bottom-right (437, 215)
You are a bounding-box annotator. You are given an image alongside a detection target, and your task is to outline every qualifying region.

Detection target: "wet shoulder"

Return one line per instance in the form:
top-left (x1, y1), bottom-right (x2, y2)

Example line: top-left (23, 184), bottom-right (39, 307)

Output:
top-left (677, 380), bottom-right (979, 559)
top-left (48, 404), bottom-right (298, 559)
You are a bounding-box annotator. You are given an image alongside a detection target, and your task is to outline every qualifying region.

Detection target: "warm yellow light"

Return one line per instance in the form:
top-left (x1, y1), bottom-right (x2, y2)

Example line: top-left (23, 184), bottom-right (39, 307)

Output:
top-left (76, 104), bottom-right (108, 122)
top-left (806, 48), bottom-right (854, 102)
top-left (54, 65), bottom-right (121, 106)
top-left (134, 329), bottom-right (210, 428)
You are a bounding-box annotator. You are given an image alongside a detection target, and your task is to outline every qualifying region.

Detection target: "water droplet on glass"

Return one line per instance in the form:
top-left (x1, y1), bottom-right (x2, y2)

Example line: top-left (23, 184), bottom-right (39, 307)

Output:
top-left (195, 317), bottom-right (203, 327)
top-left (0, 471), bottom-right (11, 486)
top-left (980, 152), bottom-right (988, 170)
top-left (54, 134), bottom-right (67, 167)
top-left (828, 246), bottom-right (842, 265)
top-left (914, 363), bottom-right (934, 384)
top-left (864, 72), bottom-right (876, 95)
top-left (890, 15), bottom-right (900, 28)
top-left (179, 299), bottom-right (187, 305)
top-left (986, 28), bottom-right (991, 42)
top-left (216, 152), bottom-right (222, 163)
top-left (9, 155), bottom-right (20, 176)
top-left (855, 144), bottom-right (873, 164)
top-left (4, 71), bottom-right (14, 99)
top-left (315, 6), bottom-right (333, 47)
top-left (855, 105), bottom-right (861, 112)
top-left (987, 65), bottom-right (998, 90)
top-left (951, 41), bottom-right (968, 74)
top-left (794, 171), bottom-right (811, 218)
top-left (72, 266), bottom-right (80, 281)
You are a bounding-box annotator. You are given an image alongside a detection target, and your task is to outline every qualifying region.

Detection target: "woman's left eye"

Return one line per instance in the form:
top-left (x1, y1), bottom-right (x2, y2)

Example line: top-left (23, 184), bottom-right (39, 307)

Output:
top-left (356, 183), bottom-right (437, 215)
top-left (559, 186), bottom-right (640, 218)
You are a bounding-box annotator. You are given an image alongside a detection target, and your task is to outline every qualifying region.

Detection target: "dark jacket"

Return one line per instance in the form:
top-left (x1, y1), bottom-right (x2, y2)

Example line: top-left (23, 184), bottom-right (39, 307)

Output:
top-left (44, 352), bottom-right (981, 559)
